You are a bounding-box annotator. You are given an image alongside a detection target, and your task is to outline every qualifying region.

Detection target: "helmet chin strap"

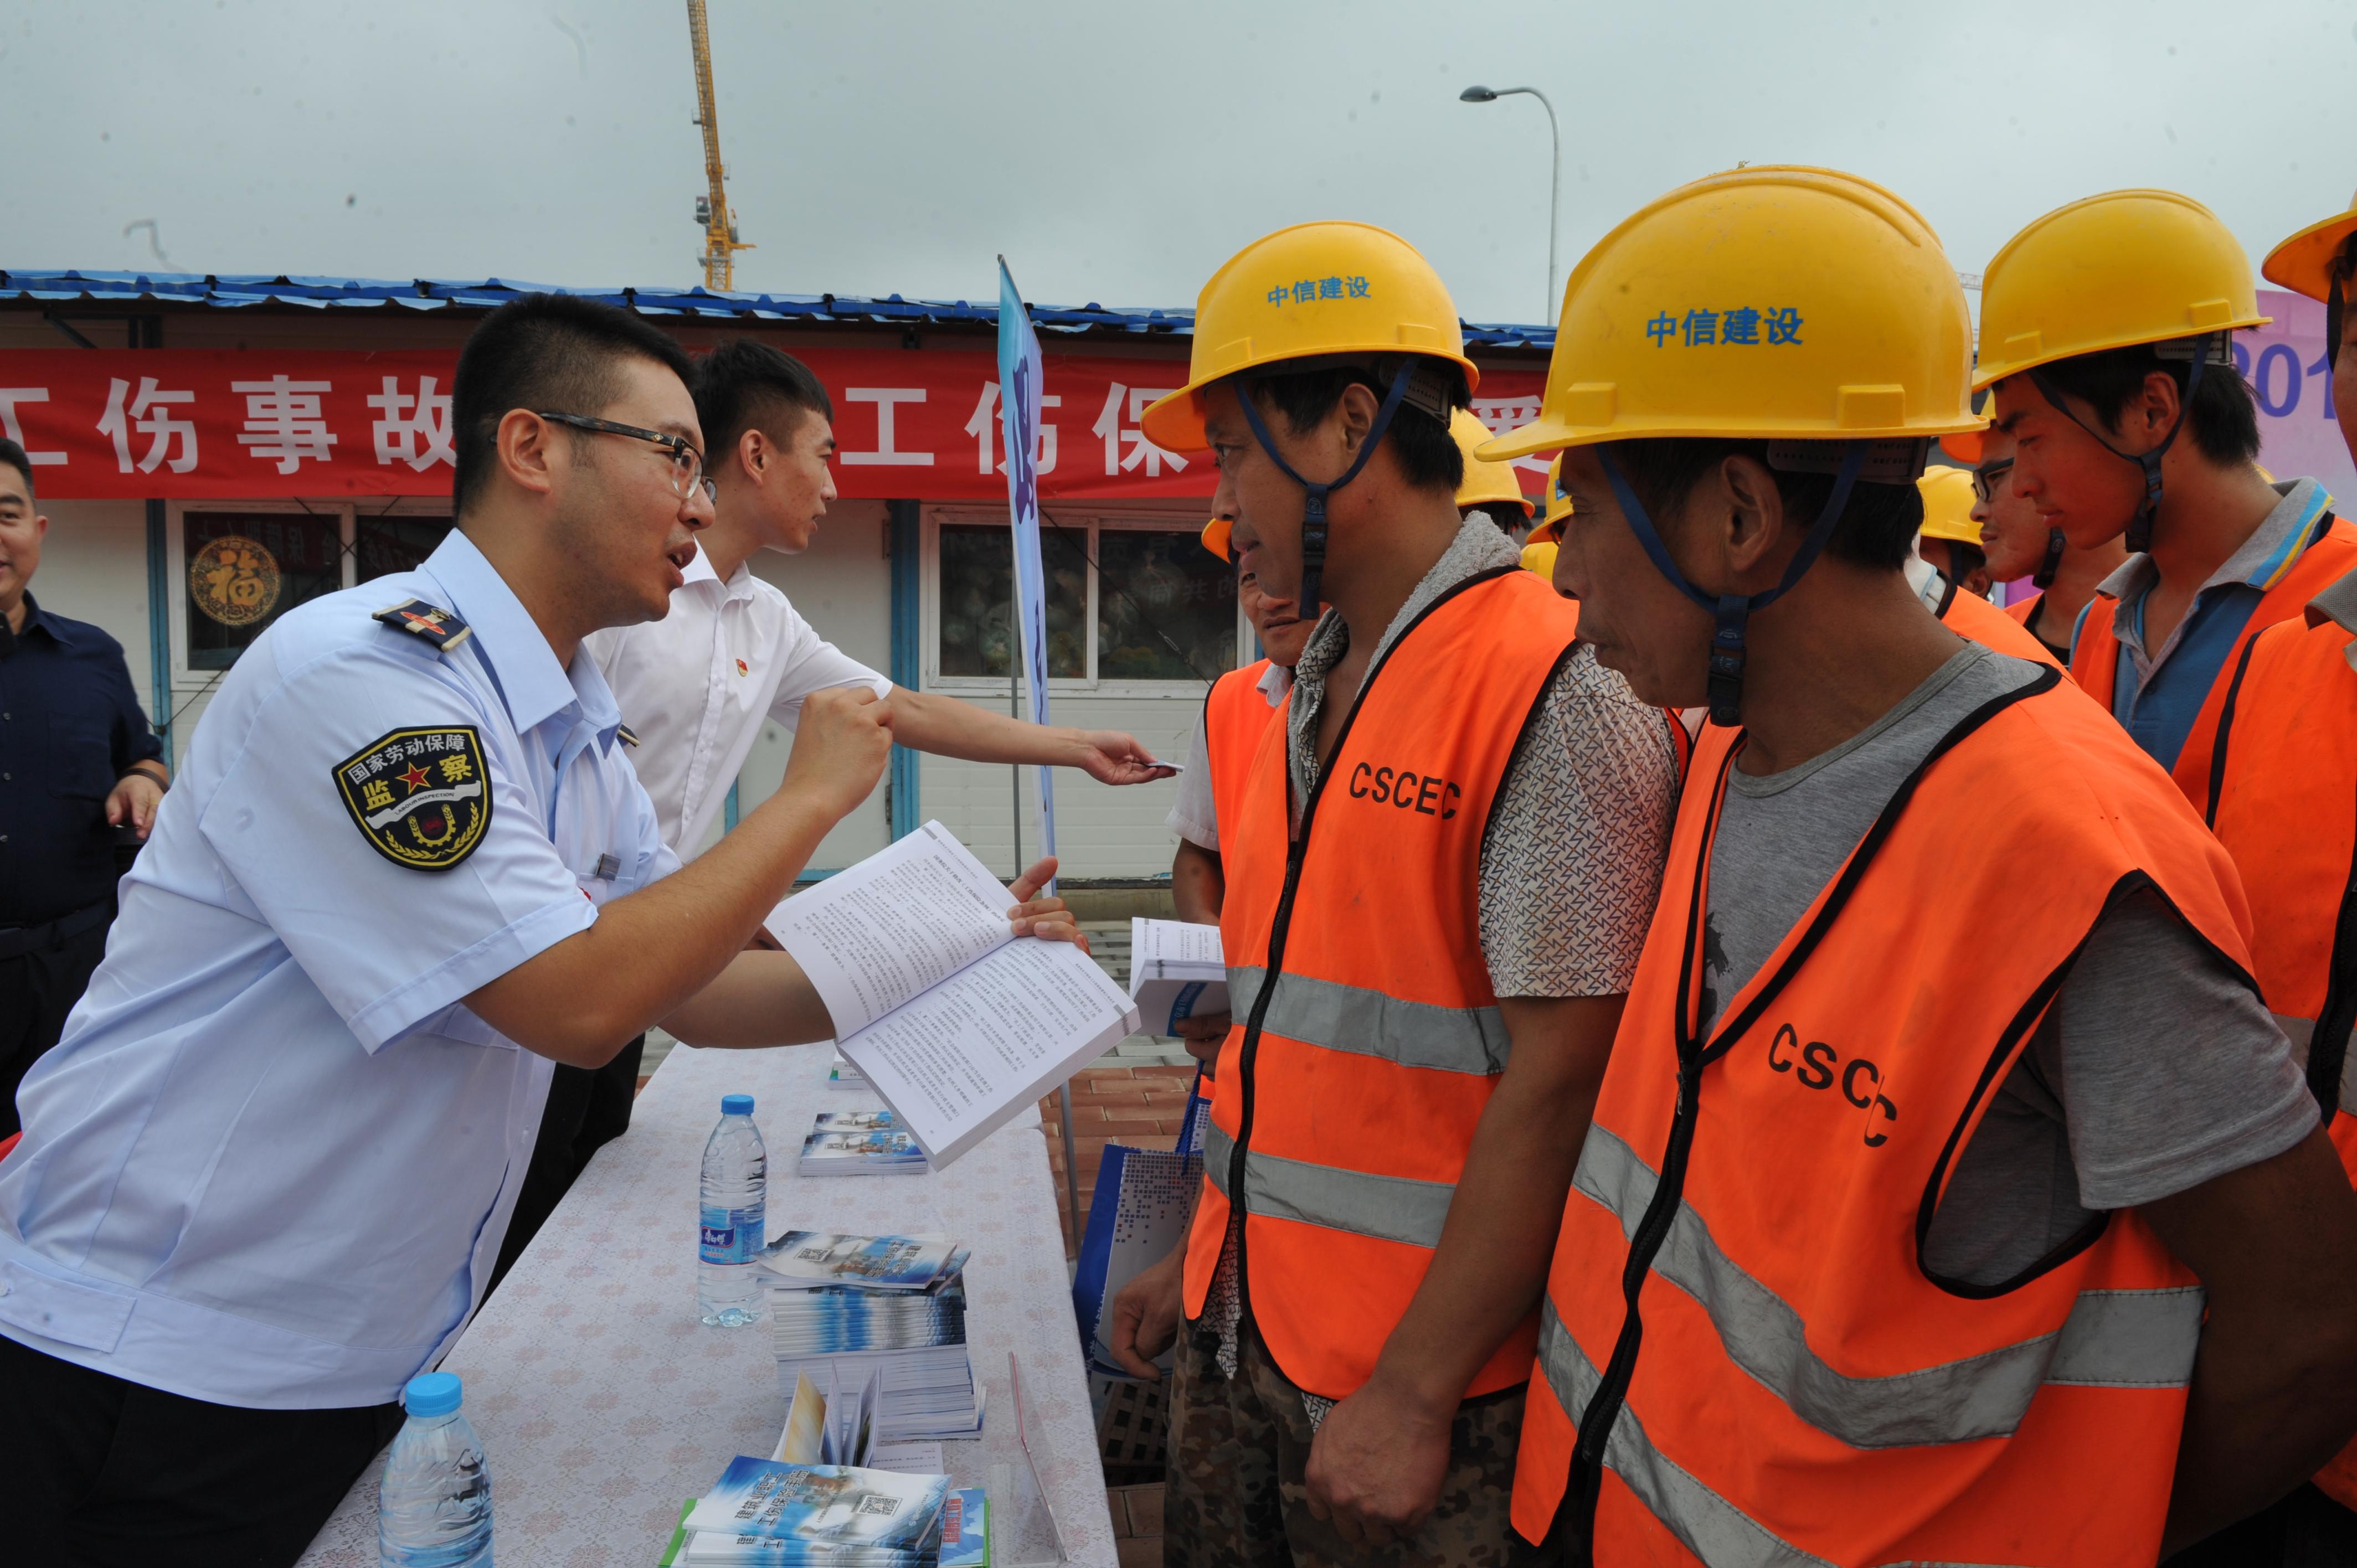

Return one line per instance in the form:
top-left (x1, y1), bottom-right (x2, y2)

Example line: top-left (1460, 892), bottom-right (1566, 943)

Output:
top-left (1232, 365), bottom-right (1416, 616)
top-left (2033, 528), bottom-right (2066, 590)
top-left (1598, 443), bottom-right (1869, 728)
top-left (2026, 333), bottom-right (2215, 556)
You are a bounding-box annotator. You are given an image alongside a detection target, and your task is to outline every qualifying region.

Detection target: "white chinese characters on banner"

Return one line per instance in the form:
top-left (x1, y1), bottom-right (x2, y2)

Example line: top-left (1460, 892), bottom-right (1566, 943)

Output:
top-left (963, 382), bottom-right (1061, 477)
top-left (96, 376), bottom-right (199, 474)
top-left (1091, 383), bottom-right (1186, 478)
top-left (233, 375), bottom-right (338, 474)
top-left (840, 387), bottom-right (933, 466)
top-left (1469, 397), bottom-right (1549, 476)
top-left (367, 376), bottom-right (455, 471)
top-left (0, 389), bottom-right (68, 467)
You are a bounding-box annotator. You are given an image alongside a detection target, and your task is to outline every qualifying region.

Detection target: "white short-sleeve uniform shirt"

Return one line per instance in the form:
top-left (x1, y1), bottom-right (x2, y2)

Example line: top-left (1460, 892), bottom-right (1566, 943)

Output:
top-left (584, 544), bottom-right (890, 857)
top-left (0, 530), bottom-right (677, 1410)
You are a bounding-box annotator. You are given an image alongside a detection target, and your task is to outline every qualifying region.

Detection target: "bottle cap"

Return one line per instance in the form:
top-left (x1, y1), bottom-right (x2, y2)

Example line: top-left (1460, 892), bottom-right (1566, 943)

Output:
top-left (722, 1094), bottom-right (755, 1116)
top-left (404, 1371), bottom-right (462, 1417)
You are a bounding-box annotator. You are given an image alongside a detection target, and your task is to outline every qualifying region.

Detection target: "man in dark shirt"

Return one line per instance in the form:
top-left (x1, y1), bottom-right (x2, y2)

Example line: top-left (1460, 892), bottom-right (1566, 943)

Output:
top-left (0, 439), bottom-right (168, 1136)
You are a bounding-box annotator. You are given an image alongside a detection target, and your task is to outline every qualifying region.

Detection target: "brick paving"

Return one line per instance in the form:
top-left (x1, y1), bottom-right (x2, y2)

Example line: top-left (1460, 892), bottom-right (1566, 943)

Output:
top-left (1108, 1482), bottom-right (1166, 1568)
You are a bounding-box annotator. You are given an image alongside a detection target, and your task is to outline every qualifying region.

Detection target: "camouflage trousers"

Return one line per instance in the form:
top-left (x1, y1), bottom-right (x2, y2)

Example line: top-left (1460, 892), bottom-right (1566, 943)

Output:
top-left (1165, 1319), bottom-right (1562, 1568)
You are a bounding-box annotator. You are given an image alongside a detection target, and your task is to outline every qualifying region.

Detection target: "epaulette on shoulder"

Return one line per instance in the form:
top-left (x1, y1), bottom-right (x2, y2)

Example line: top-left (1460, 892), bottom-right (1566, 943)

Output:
top-left (372, 598), bottom-right (474, 654)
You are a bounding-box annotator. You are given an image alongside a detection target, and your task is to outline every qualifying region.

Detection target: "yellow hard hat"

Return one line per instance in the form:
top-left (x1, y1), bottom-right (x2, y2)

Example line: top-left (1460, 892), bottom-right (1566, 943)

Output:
top-left (1483, 166), bottom-right (1977, 726)
top-left (1521, 539), bottom-right (1560, 578)
top-left (1973, 190), bottom-right (2271, 391)
top-left (1200, 517), bottom-right (1233, 561)
top-left (2263, 189), bottom-right (2357, 303)
top-left (1481, 166), bottom-right (1980, 460)
top-left (1452, 409), bottom-right (1533, 515)
top-left (1139, 221), bottom-right (1479, 453)
top-left (1525, 453), bottom-right (1572, 545)
top-left (1916, 467), bottom-right (1982, 546)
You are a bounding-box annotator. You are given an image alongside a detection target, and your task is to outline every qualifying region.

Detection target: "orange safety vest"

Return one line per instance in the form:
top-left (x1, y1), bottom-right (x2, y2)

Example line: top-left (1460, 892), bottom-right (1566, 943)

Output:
top-left (2071, 507), bottom-right (2356, 817)
top-left (2207, 572), bottom-right (2357, 1509)
top-left (2005, 591), bottom-right (2040, 627)
top-left (1183, 566), bottom-right (1583, 1401)
top-left (1201, 657), bottom-right (1284, 852)
top-left (1939, 577), bottom-right (2062, 668)
top-left (1514, 666), bottom-right (2257, 1564)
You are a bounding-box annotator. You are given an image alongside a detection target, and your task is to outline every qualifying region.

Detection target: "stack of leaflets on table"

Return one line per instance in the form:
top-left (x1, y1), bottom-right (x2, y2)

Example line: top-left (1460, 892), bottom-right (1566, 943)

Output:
top-left (799, 1111), bottom-right (926, 1177)
top-left (828, 1050), bottom-right (868, 1088)
top-left (673, 1456), bottom-right (950, 1566)
top-left (760, 1232), bottom-right (966, 1293)
top-left (763, 1232), bottom-right (982, 1442)
top-left (658, 1484), bottom-right (985, 1568)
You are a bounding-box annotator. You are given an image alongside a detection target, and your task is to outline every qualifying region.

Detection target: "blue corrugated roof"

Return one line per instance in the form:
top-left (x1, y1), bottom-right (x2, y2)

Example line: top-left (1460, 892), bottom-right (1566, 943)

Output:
top-left (0, 269), bottom-right (1556, 350)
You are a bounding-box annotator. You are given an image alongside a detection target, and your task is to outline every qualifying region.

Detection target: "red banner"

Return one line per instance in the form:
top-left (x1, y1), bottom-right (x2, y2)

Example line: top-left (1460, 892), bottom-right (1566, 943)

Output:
top-left (0, 348), bottom-right (1551, 504)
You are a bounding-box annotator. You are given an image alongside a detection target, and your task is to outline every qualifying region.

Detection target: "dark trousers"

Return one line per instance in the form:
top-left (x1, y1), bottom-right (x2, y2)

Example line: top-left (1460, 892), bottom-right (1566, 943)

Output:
top-left (0, 1331), bottom-right (405, 1568)
top-left (489, 1031), bottom-right (645, 1289)
top-left (2166, 1483), bottom-right (2357, 1566)
top-left (0, 902), bottom-right (112, 1138)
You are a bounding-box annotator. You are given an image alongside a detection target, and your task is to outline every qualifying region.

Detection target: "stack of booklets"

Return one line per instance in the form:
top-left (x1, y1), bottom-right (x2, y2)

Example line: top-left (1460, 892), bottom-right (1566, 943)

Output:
top-left (798, 1110), bottom-right (926, 1177)
top-left (1127, 917), bottom-right (1228, 1036)
top-left (761, 1232), bottom-right (984, 1442)
top-left (828, 1051), bottom-right (868, 1089)
top-left (664, 1456), bottom-right (974, 1567)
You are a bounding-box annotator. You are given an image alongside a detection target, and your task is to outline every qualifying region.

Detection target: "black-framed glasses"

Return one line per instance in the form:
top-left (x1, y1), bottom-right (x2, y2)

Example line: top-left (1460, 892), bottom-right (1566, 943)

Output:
top-left (534, 411), bottom-right (716, 502)
top-left (1970, 457), bottom-right (2015, 506)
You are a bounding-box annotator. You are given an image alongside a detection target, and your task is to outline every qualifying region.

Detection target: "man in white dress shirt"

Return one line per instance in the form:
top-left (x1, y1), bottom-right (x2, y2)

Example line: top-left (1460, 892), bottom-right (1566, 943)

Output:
top-left (0, 295), bottom-right (1085, 1565)
top-left (487, 340), bottom-right (1174, 1274)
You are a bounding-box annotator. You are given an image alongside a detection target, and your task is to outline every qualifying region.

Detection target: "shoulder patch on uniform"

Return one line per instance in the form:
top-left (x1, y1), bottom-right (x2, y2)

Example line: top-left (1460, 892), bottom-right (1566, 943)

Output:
top-left (616, 723), bottom-right (641, 748)
top-left (372, 599), bottom-right (474, 654)
top-left (334, 726), bottom-right (493, 872)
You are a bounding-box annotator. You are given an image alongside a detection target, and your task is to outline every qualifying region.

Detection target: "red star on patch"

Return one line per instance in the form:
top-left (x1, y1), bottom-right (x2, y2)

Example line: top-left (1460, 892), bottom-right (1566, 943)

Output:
top-left (398, 763), bottom-right (431, 791)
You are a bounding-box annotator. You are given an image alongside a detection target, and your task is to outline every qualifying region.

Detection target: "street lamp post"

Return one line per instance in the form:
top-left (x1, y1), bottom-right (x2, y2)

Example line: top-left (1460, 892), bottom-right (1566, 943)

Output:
top-left (1459, 84), bottom-right (1561, 322)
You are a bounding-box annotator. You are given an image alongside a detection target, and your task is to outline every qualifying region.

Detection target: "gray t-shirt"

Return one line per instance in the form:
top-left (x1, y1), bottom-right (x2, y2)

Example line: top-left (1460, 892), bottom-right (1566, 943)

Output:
top-left (1701, 645), bottom-right (2317, 1286)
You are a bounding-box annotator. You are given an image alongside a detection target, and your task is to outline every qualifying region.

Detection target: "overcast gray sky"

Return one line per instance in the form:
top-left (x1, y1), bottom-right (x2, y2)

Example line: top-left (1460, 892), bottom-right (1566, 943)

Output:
top-left (7, 1), bottom-right (2354, 326)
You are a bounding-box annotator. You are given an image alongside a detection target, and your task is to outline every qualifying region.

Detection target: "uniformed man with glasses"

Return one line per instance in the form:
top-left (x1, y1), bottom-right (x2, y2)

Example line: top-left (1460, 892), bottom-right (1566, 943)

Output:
top-left (0, 293), bottom-right (1084, 1565)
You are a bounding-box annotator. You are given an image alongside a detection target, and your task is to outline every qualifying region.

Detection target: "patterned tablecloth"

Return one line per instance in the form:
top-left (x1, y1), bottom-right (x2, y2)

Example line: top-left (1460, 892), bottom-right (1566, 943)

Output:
top-left (299, 1040), bottom-right (1113, 1567)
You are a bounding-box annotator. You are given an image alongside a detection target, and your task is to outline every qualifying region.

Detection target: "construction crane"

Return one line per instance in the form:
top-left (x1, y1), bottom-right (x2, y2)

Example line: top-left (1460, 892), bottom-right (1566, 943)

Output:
top-left (686, 0), bottom-right (753, 291)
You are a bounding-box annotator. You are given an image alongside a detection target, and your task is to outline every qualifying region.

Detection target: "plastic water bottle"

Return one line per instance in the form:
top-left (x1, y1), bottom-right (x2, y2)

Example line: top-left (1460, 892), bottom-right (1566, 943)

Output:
top-left (699, 1092), bottom-right (768, 1326)
top-left (378, 1371), bottom-right (492, 1568)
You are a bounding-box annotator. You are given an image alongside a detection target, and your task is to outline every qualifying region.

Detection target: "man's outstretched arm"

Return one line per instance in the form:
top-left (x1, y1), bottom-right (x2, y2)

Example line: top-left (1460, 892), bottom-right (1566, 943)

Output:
top-left (889, 687), bottom-right (1175, 785)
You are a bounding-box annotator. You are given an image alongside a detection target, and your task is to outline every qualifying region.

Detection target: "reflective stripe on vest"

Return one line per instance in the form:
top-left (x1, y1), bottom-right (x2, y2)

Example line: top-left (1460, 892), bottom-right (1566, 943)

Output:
top-left (1515, 672), bottom-right (2255, 1561)
top-left (1576, 1124), bottom-right (2204, 1449)
top-left (1203, 1120), bottom-right (1454, 1250)
top-left (1223, 966), bottom-right (1511, 1076)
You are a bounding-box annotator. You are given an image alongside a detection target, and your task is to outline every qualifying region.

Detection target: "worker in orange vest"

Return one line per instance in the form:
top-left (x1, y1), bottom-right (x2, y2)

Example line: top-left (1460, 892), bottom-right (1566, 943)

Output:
top-left (1944, 415), bottom-right (2129, 666)
top-left (1162, 518), bottom-right (1316, 1062)
top-left (1107, 221), bottom-right (1682, 1565)
top-left (1978, 190), bottom-right (2357, 817)
top-left (2175, 188), bottom-right (2357, 1562)
top-left (1485, 165), bottom-right (2357, 1564)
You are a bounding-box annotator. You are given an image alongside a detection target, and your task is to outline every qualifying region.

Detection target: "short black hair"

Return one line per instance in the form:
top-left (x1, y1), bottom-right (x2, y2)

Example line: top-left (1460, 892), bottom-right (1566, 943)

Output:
top-left (2020, 342), bottom-right (2262, 467)
top-left (1242, 355), bottom-right (1468, 494)
top-left (1604, 438), bottom-right (1925, 571)
top-left (695, 339), bottom-right (836, 465)
top-left (451, 293), bottom-right (697, 514)
top-left (0, 438), bottom-right (33, 500)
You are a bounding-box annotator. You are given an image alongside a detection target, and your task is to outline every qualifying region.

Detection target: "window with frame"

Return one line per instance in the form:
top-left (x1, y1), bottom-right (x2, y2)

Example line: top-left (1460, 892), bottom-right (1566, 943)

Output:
top-left (181, 508), bottom-right (454, 672)
top-left (930, 514), bottom-right (1237, 687)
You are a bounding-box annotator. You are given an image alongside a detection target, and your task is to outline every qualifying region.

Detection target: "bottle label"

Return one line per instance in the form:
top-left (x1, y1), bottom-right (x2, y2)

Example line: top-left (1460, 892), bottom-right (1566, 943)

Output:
top-left (700, 1205), bottom-right (762, 1265)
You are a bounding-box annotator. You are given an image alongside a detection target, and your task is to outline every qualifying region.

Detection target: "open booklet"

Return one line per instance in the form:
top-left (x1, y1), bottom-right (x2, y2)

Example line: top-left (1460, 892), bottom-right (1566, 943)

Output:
top-left (769, 821), bottom-right (1141, 1167)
